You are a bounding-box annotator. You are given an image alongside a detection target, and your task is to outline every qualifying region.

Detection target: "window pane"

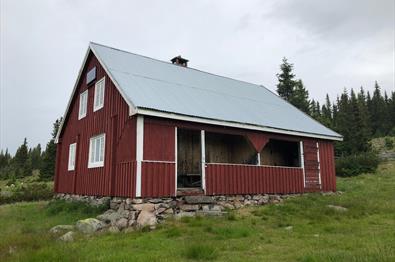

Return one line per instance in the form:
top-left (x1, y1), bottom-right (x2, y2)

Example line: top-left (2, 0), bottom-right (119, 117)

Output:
top-left (95, 138), bottom-right (100, 162)
top-left (99, 137), bottom-right (104, 161)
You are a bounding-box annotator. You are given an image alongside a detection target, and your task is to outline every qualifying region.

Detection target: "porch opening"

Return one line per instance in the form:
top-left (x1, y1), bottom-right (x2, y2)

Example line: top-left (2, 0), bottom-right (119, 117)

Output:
top-left (260, 139), bottom-right (300, 167)
top-left (177, 129), bottom-right (201, 188)
top-left (205, 132), bottom-right (257, 164)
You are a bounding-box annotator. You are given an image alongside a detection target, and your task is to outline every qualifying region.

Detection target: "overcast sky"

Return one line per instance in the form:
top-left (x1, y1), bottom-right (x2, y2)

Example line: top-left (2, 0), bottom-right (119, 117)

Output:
top-left (1, 0), bottom-right (394, 154)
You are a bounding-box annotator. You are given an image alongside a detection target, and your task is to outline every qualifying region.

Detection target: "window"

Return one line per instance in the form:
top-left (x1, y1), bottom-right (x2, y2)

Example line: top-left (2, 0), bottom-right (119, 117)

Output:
top-left (94, 77), bottom-right (105, 111)
top-left (68, 143), bottom-right (76, 171)
top-left (88, 134), bottom-right (105, 168)
top-left (78, 90), bottom-right (88, 119)
top-left (260, 139), bottom-right (300, 167)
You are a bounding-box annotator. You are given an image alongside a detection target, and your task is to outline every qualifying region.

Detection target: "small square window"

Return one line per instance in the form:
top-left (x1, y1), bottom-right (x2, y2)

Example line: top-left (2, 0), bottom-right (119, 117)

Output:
top-left (68, 143), bottom-right (76, 171)
top-left (94, 77), bottom-right (105, 111)
top-left (88, 134), bottom-right (105, 168)
top-left (78, 90), bottom-right (88, 119)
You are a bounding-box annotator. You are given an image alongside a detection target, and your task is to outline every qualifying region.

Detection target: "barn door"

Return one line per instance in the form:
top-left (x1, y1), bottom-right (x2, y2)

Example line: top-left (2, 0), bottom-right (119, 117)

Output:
top-left (303, 141), bottom-right (321, 191)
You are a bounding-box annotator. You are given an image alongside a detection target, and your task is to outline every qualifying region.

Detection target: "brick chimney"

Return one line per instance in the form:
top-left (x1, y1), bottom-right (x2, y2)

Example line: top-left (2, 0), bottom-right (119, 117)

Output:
top-left (171, 56), bottom-right (188, 67)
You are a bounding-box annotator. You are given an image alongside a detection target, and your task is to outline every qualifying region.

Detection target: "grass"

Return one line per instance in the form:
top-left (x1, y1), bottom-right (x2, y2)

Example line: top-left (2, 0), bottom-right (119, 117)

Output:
top-left (0, 161), bottom-right (394, 261)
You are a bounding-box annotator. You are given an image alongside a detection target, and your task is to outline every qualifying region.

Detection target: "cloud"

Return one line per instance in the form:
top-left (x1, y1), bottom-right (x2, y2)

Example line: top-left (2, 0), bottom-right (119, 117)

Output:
top-left (0, 0), bottom-right (394, 153)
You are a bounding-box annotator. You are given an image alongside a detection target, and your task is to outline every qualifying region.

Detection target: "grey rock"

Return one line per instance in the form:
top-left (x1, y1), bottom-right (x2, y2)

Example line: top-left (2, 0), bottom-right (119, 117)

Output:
top-left (196, 210), bottom-right (223, 216)
top-left (184, 196), bottom-right (215, 204)
top-left (136, 210), bottom-right (157, 228)
top-left (148, 198), bottom-right (162, 204)
top-left (108, 226), bottom-right (120, 233)
top-left (131, 198), bottom-right (143, 204)
top-left (156, 207), bottom-right (167, 214)
top-left (50, 225), bottom-right (75, 234)
top-left (97, 210), bottom-right (122, 224)
top-left (124, 227), bottom-right (135, 233)
top-left (115, 218), bottom-right (128, 230)
top-left (132, 203), bottom-right (155, 212)
top-left (180, 204), bottom-right (199, 211)
top-left (285, 226), bottom-right (293, 230)
top-left (174, 211), bottom-right (195, 219)
top-left (210, 205), bottom-right (223, 211)
top-left (76, 218), bottom-right (105, 234)
top-left (59, 231), bottom-right (75, 242)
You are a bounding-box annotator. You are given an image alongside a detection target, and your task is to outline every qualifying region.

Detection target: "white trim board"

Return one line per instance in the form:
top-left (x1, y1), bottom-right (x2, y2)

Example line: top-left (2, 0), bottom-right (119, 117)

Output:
top-left (135, 108), bottom-right (343, 142)
top-left (135, 115), bottom-right (144, 197)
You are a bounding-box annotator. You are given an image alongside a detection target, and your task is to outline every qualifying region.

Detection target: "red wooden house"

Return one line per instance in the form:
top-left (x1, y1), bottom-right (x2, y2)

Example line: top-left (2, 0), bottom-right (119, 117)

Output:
top-left (54, 43), bottom-right (342, 198)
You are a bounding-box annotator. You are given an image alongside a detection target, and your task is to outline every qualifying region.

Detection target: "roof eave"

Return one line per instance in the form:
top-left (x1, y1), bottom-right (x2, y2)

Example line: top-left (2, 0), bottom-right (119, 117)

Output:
top-left (133, 107), bottom-right (343, 141)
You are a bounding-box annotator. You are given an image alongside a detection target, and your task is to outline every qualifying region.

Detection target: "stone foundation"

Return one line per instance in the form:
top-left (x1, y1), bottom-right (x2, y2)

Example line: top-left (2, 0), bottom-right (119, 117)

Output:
top-left (54, 193), bottom-right (302, 232)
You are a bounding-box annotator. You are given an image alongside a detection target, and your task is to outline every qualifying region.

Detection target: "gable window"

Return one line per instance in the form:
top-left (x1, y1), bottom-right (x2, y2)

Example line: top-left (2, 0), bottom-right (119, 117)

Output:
top-left (88, 134), bottom-right (105, 168)
top-left (68, 143), bottom-right (77, 171)
top-left (94, 77), bottom-right (105, 111)
top-left (78, 90), bottom-right (88, 119)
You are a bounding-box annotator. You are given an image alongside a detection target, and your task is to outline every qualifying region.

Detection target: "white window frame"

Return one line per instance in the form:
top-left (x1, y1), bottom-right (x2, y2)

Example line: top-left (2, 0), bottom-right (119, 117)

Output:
top-left (68, 143), bottom-right (77, 171)
top-left (78, 90), bottom-right (88, 120)
top-left (88, 133), bottom-right (105, 168)
top-left (93, 77), bottom-right (105, 112)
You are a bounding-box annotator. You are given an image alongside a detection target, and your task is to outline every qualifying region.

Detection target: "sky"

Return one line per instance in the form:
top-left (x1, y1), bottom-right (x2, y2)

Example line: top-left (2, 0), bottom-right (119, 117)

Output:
top-left (1, 0), bottom-right (394, 154)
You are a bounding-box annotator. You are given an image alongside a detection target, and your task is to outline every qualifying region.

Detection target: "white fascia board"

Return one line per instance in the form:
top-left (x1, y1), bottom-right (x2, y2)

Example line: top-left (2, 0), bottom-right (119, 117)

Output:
top-left (134, 108), bottom-right (343, 142)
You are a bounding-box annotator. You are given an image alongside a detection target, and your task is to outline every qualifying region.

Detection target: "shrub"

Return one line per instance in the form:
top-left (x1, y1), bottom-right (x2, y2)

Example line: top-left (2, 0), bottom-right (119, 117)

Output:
top-left (46, 199), bottom-right (108, 216)
top-left (384, 137), bottom-right (394, 150)
top-left (0, 182), bottom-right (53, 204)
top-left (335, 152), bottom-right (379, 177)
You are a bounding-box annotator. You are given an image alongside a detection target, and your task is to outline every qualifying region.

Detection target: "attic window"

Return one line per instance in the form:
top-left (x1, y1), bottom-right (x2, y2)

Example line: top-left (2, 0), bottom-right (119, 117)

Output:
top-left (93, 77), bottom-right (105, 111)
top-left (86, 67), bottom-right (96, 85)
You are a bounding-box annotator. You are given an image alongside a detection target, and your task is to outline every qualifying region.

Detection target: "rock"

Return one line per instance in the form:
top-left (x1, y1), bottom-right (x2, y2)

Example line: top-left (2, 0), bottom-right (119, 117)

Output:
top-left (233, 200), bottom-right (243, 209)
top-left (184, 196), bottom-right (215, 204)
top-left (59, 231), bottom-right (75, 242)
top-left (174, 211), bottom-right (195, 219)
top-left (124, 227), bottom-right (135, 233)
top-left (327, 205), bottom-right (348, 212)
top-left (210, 205), bottom-right (223, 211)
top-left (132, 203), bottom-right (155, 212)
top-left (221, 202), bottom-right (235, 210)
top-left (156, 207), bottom-right (167, 214)
top-left (76, 218), bottom-right (105, 234)
top-left (202, 205), bottom-right (210, 212)
top-left (163, 208), bottom-right (174, 214)
top-left (118, 209), bottom-right (130, 219)
top-left (132, 198), bottom-right (143, 204)
top-left (148, 198), bottom-right (162, 204)
top-left (115, 218), bottom-right (128, 230)
top-left (50, 225), bottom-right (74, 234)
top-left (180, 204), bottom-right (199, 211)
top-left (108, 226), bottom-right (120, 233)
top-left (128, 219), bottom-right (136, 227)
top-left (196, 210), bottom-right (223, 216)
top-left (128, 211), bottom-right (138, 220)
top-left (97, 210), bottom-right (122, 224)
top-left (284, 226), bottom-right (293, 231)
top-left (136, 210), bottom-right (157, 228)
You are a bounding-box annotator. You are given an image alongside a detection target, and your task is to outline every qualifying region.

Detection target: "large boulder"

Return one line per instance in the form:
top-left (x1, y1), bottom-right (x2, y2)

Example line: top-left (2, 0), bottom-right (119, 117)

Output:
top-left (58, 231), bottom-right (75, 242)
top-left (76, 218), bottom-right (106, 234)
top-left (50, 225), bottom-right (75, 234)
top-left (115, 218), bottom-right (128, 230)
top-left (136, 210), bottom-right (157, 229)
top-left (132, 203), bottom-right (155, 212)
top-left (96, 210), bottom-right (122, 224)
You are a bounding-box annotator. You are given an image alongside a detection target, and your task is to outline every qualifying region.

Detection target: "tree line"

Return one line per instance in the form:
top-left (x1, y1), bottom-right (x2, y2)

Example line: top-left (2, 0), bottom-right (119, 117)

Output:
top-left (277, 58), bottom-right (395, 156)
top-left (0, 118), bottom-right (62, 181)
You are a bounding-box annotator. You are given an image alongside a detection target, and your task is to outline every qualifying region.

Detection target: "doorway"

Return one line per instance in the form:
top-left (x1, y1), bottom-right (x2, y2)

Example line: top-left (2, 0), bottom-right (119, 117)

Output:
top-left (177, 129), bottom-right (202, 188)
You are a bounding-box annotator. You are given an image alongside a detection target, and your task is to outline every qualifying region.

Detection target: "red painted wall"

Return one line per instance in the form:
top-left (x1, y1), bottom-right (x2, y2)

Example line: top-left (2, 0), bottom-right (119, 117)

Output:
top-left (55, 52), bottom-right (136, 197)
top-left (141, 118), bottom-right (176, 197)
top-left (319, 141), bottom-right (336, 191)
top-left (206, 164), bottom-right (304, 195)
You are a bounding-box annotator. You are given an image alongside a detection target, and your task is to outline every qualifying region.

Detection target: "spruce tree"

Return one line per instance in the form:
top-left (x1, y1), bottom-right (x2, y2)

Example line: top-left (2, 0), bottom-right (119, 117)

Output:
top-left (276, 57), bottom-right (296, 101)
top-left (321, 94), bottom-right (332, 128)
top-left (12, 138), bottom-right (31, 177)
top-left (370, 82), bottom-right (385, 136)
top-left (40, 118), bottom-right (62, 180)
top-left (289, 79), bottom-right (310, 113)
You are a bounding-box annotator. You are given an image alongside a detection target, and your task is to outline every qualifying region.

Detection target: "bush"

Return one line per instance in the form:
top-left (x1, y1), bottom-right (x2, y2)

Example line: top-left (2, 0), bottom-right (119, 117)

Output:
top-left (384, 137), bottom-right (394, 150)
top-left (335, 152), bottom-right (379, 177)
top-left (46, 199), bottom-right (108, 216)
top-left (0, 182), bottom-right (53, 204)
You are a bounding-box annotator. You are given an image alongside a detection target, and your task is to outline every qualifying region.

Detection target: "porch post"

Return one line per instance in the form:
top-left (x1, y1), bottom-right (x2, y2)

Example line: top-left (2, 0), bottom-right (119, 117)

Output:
top-left (257, 152), bottom-right (261, 165)
top-left (299, 141), bottom-right (305, 187)
top-left (174, 127), bottom-right (178, 196)
top-left (135, 115), bottom-right (144, 197)
top-left (201, 130), bottom-right (206, 191)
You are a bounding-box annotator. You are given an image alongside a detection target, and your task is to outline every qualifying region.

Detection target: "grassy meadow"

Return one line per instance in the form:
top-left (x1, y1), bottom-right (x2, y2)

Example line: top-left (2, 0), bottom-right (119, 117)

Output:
top-left (0, 161), bottom-right (394, 261)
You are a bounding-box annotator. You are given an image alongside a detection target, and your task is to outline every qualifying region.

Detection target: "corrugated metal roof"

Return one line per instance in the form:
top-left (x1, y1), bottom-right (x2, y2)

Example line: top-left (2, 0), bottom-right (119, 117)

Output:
top-left (90, 42), bottom-right (342, 140)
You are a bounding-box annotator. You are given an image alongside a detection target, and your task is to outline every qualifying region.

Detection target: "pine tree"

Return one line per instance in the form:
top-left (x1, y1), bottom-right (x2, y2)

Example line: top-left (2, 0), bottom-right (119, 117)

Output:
top-left (12, 138), bottom-right (32, 178)
top-left (28, 144), bottom-right (43, 171)
top-left (289, 79), bottom-right (310, 113)
top-left (321, 94), bottom-right (332, 128)
top-left (370, 82), bottom-right (386, 136)
top-left (40, 118), bottom-right (62, 180)
top-left (276, 57), bottom-right (296, 101)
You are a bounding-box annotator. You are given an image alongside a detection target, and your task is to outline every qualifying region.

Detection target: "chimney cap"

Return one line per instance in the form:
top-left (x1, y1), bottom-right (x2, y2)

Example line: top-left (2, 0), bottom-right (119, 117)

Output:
top-left (171, 55), bottom-right (189, 66)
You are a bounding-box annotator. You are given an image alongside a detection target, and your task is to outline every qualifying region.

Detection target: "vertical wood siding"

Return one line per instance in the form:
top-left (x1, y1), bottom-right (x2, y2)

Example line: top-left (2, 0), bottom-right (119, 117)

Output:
top-left (141, 161), bottom-right (176, 197)
top-left (318, 141), bottom-right (336, 191)
top-left (141, 119), bottom-right (176, 197)
top-left (55, 52), bottom-right (136, 197)
top-left (205, 164), bottom-right (304, 195)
